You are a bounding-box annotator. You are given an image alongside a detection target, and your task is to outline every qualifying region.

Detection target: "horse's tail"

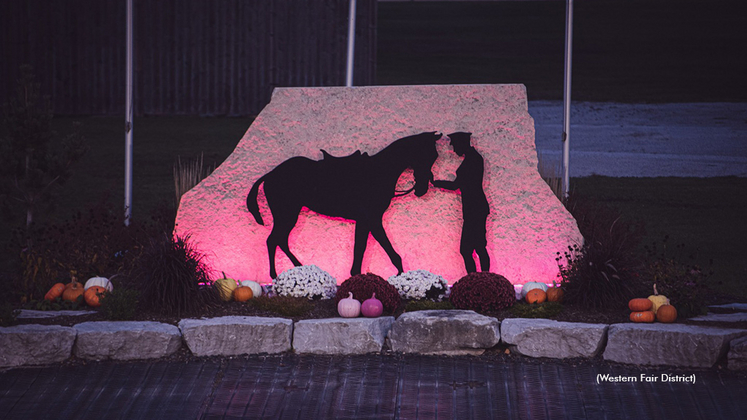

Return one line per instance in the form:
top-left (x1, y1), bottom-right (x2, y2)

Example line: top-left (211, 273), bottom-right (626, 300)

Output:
top-left (246, 174), bottom-right (267, 226)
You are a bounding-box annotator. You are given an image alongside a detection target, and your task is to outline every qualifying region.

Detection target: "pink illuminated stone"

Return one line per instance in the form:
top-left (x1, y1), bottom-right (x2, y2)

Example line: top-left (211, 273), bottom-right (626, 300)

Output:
top-left (174, 85), bottom-right (582, 284)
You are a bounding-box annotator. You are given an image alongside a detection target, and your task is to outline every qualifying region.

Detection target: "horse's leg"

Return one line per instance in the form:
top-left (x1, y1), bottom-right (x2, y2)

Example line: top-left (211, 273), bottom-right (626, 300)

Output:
top-left (369, 220), bottom-right (404, 274)
top-left (351, 221), bottom-right (371, 276)
top-left (267, 237), bottom-right (278, 279)
top-left (279, 231), bottom-right (302, 268)
top-left (267, 206), bottom-right (303, 277)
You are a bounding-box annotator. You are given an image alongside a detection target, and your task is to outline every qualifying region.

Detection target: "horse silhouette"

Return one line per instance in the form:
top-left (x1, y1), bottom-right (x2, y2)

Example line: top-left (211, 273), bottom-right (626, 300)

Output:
top-left (247, 131), bottom-right (442, 278)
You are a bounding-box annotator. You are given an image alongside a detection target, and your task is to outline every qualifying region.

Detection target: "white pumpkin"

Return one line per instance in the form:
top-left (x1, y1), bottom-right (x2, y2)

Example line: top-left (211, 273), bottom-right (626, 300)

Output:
top-left (520, 281), bottom-right (547, 298)
top-left (337, 292), bottom-right (361, 318)
top-left (84, 276), bottom-right (113, 292)
top-left (240, 280), bottom-right (263, 298)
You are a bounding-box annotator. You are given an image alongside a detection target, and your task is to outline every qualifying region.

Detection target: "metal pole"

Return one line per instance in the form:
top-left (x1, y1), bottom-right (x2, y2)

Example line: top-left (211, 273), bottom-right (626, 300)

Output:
top-left (561, 0), bottom-right (573, 200)
top-left (345, 0), bottom-right (357, 87)
top-left (124, 0), bottom-right (134, 225)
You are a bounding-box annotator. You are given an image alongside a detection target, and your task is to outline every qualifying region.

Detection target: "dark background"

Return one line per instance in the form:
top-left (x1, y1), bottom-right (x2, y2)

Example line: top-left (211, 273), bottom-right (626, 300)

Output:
top-left (2, 0), bottom-right (746, 117)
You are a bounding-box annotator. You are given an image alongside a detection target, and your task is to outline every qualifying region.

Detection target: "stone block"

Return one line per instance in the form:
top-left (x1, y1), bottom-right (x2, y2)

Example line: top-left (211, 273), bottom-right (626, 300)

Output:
top-left (501, 319), bottom-right (608, 358)
top-left (293, 317), bottom-right (394, 354)
top-left (16, 309), bottom-right (98, 319)
top-left (387, 310), bottom-right (500, 355)
top-left (688, 313), bottom-right (747, 323)
top-left (727, 336), bottom-right (747, 371)
top-left (603, 323), bottom-right (747, 368)
top-left (73, 321), bottom-right (182, 361)
top-left (179, 316), bottom-right (292, 356)
top-left (708, 303), bottom-right (747, 313)
top-left (0, 324), bottom-right (76, 367)
top-left (175, 85), bottom-right (582, 285)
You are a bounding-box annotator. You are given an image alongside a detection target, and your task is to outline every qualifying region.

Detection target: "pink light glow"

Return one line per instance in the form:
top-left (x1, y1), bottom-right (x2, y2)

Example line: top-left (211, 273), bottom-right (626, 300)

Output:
top-left (175, 85), bottom-right (582, 285)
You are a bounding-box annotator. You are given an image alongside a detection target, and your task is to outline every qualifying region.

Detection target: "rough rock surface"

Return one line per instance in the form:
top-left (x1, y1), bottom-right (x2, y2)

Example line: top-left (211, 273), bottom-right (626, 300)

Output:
top-left (175, 85), bottom-right (582, 284)
top-left (73, 321), bottom-right (182, 361)
top-left (708, 303), bottom-right (747, 313)
top-left (179, 316), bottom-right (292, 356)
top-left (293, 317), bottom-right (395, 354)
top-left (0, 324), bottom-right (76, 367)
top-left (688, 313), bottom-right (747, 323)
top-left (16, 309), bottom-right (98, 319)
top-left (728, 336), bottom-right (747, 371)
top-left (603, 324), bottom-right (747, 368)
top-left (501, 319), bottom-right (608, 358)
top-left (387, 310), bottom-right (500, 355)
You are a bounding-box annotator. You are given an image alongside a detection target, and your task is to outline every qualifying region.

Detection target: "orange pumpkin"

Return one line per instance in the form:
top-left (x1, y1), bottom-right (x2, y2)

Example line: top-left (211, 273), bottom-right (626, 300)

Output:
top-left (525, 289), bottom-right (547, 304)
top-left (628, 298), bottom-right (653, 312)
top-left (546, 282), bottom-right (564, 302)
top-left (233, 286), bottom-right (254, 302)
top-left (84, 286), bottom-right (107, 307)
top-left (44, 283), bottom-right (66, 301)
top-left (629, 311), bottom-right (655, 323)
top-left (656, 304), bottom-right (677, 323)
top-left (62, 277), bottom-right (84, 302)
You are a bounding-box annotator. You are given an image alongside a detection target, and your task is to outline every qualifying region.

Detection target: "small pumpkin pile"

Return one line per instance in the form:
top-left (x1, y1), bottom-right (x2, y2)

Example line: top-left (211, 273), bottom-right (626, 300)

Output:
top-left (214, 272), bottom-right (264, 302)
top-left (628, 284), bottom-right (677, 323)
top-left (521, 281), bottom-right (563, 304)
top-left (337, 292), bottom-right (384, 318)
top-left (521, 281), bottom-right (547, 304)
top-left (44, 275), bottom-right (112, 308)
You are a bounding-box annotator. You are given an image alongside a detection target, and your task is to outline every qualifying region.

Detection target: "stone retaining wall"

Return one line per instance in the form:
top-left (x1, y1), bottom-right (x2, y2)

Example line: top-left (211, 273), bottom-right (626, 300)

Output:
top-left (3, 313), bottom-right (746, 370)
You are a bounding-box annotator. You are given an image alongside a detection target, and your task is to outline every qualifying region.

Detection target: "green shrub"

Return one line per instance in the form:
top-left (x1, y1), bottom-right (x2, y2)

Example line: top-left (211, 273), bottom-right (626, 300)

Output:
top-left (24, 296), bottom-right (85, 311)
top-left (557, 243), bottom-right (636, 310)
top-left (404, 299), bottom-right (454, 312)
top-left (132, 233), bottom-right (219, 317)
top-left (99, 288), bottom-right (141, 321)
top-left (557, 194), bottom-right (644, 309)
top-left (509, 301), bottom-right (564, 319)
top-left (641, 237), bottom-right (713, 318)
top-left (0, 302), bottom-right (18, 327)
top-left (247, 295), bottom-right (314, 318)
top-left (11, 198), bottom-right (158, 302)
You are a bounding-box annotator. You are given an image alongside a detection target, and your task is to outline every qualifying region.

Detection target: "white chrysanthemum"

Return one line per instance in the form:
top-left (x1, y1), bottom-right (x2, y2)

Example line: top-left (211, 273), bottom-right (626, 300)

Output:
top-left (272, 265), bottom-right (337, 299)
top-left (387, 269), bottom-right (449, 301)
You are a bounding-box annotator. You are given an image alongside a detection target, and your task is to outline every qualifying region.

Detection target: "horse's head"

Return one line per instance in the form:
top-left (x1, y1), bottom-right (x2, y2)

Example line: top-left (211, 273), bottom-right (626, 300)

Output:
top-left (410, 131), bottom-right (441, 197)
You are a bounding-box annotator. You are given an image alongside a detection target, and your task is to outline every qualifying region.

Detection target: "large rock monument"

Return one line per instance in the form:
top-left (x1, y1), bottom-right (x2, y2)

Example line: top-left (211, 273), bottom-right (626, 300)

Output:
top-left (175, 84), bottom-right (582, 284)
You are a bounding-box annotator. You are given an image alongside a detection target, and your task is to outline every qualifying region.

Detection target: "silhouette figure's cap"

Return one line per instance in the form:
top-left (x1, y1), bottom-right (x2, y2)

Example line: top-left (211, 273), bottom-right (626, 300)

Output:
top-left (448, 132), bottom-right (472, 146)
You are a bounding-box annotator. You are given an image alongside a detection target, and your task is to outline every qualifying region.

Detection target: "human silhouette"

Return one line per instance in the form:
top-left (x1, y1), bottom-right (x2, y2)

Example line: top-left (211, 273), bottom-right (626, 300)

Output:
top-left (431, 132), bottom-right (490, 273)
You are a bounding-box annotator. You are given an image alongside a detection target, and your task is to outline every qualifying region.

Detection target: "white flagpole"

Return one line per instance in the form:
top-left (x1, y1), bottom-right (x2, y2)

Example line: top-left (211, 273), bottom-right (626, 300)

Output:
top-left (125, 0), bottom-right (134, 225)
top-left (345, 0), bottom-right (357, 87)
top-left (562, 0), bottom-right (574, 200)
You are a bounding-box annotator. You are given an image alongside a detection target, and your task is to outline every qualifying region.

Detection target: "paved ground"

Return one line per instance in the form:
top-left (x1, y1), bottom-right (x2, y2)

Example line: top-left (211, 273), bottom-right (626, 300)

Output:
top-left (530, 101), bottom-right (747, 177)
top-left (2, 353), bottom-right (746, 420)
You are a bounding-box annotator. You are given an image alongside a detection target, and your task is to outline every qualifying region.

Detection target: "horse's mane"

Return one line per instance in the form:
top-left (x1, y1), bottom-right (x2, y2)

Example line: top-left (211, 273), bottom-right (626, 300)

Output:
top-left (375, 131), bottom-right (435, 157)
